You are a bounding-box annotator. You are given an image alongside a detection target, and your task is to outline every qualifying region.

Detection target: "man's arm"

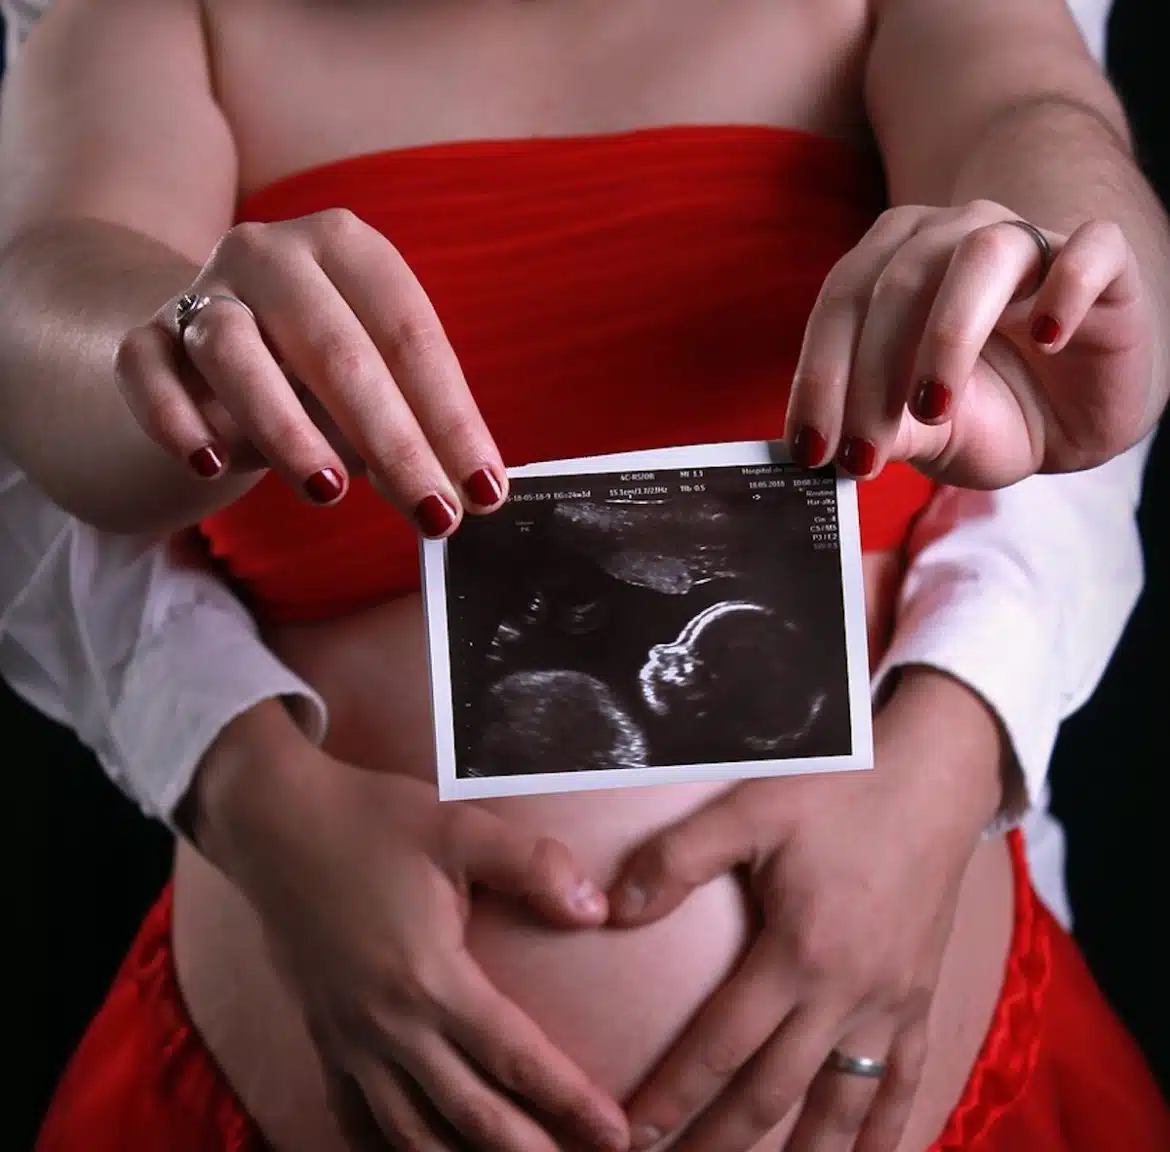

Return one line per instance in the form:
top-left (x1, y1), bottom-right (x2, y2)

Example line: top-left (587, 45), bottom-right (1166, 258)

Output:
top-left (0, 0), bottom-right (252, 533)
top-left (0, 452), bottom-right (327, 828)
top-left (867, 0), bottom-right (1170, 443)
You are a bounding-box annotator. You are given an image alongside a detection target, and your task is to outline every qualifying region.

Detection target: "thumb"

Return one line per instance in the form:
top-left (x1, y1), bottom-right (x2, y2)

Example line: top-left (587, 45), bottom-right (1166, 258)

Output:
top-left (456, 808), bottom-right (608, 928)
top-left (609, 791), bottom-right (758, 926)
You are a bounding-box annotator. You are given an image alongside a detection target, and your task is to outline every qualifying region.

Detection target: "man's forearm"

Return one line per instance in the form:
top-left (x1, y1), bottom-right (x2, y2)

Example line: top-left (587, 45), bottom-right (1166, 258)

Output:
top-left (946, 96), bottom-right (1170, 433)
top-left (0, 218), bottom-right (255, 533)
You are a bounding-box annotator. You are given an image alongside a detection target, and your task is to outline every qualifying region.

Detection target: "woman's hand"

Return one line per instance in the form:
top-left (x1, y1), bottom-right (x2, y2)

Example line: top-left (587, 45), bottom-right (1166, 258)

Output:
top-left (785, 200), bottom-right (1154, 486)
top-left (192, 702), bottom-right (630, 1152)
top-left (114, 209), bottom-right (506, 536)
top-left (605, 671), bottom-right (1006, 1152)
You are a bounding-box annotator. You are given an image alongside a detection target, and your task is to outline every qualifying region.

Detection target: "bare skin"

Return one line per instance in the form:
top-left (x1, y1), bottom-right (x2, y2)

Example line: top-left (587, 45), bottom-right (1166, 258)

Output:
top-left (4, 1), bottom-right (1162, 1149)
top-left (174, 553), bottom-right (1011, 1151)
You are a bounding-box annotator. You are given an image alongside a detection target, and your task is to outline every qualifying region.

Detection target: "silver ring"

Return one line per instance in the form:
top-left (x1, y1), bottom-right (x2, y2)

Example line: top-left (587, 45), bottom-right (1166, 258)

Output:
top-left (174, 292), bottom-right (256, 339)
top-left (826, 1050), bottom-right (887, 1079)
top-left (1002, 218), bottom-right (1052, 295)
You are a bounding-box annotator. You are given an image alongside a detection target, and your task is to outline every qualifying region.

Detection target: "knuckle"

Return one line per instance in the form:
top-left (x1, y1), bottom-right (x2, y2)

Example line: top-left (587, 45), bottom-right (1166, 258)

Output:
top-left (219, 220), bottom-right (277, 264)
top-left (963, 198), bottom-right (1006, 223)
top-left (385, 309), bottom-right (445, 361)
top-left (113, 328), bottom-right (150, 380)
top-left (525, 835), bottom-right (566, 890)
top-left (255, 405), bottom-right (318, 465)
top-left (696, 1033), bottom-right (746, 1080)
top-left (816, 270), bottom-right (862, 315)
top-left (425, 405), bottom-right (484, 455)
top-left (451, 1098), bottom-right (508, 1147)
top-left (958, 225), bottom-right (1011, 269)
top-left (496, 1045), bottom-right (548, 1097)
top-left (140, 393), bottom-right (194, 448)
top-left (390, 958), bottom-right (444, 1012)
top-left (872, 258), bottom-right (928, 305)
top-left (311, 207), bottom-right (365, 248)
top-left (1056, 259), bottom-right (1094, 297)
top-left (310, 329), bottom-right (376, 395)
top-left (927, 315), bottom-right (975, 356)
top-left (745, 1077), bottom-right (794, 1130)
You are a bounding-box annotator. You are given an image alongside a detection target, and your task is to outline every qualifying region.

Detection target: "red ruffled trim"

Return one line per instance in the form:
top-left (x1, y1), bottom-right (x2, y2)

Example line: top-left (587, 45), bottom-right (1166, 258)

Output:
top-left (931, 829), bottom-right (1049, 1149)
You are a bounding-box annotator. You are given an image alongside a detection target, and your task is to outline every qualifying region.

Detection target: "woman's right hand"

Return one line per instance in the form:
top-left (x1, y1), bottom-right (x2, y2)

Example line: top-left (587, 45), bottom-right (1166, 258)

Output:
top-left (114, 209), bottom-right (506, 537)
top-left (190, 701), bottom-right (630, 1152)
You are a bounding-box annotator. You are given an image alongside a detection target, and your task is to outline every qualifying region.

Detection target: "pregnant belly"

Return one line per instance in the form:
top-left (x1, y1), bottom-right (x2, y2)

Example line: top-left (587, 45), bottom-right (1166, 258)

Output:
top-left (172, 551), bottom-right (1012, 1151)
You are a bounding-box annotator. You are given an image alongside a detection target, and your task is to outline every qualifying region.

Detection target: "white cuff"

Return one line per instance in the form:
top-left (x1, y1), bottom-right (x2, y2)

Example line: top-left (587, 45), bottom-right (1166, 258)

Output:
top-left (870, 574), bottom-right (1061, 827)
top-left (109, 603), bottom-right (328, 826)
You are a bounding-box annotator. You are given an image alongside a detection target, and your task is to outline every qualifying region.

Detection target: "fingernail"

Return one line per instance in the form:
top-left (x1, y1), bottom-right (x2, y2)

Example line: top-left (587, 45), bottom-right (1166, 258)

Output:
top-left (617, 883), bottom-right (649, 918)
top-left (911, 378), bottom-right (952, 422)
top-left (570, 879), bottom-right (606, 917)
top-left (414, 493), bottom-right (457, 537)
top-left (188, 444), bottom-right (224, 479)
top-left (631, 1125), bottom-right (664, 1150)
top-left (463, 466), bottom-right (504, 507)
top-left (791, 424), bottom-right (829, 469)
top-left (1031, 314), bottom-right (1061, 345)
top-left (838, 436), bottom-right (876, 478)
top-left (304, 467), bottom-right (345, 505)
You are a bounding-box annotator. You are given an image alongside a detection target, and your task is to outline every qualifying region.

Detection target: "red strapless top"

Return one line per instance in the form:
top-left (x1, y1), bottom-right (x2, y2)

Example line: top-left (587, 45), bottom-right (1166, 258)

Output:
top-left (199, 125), bottom-right (934, 623)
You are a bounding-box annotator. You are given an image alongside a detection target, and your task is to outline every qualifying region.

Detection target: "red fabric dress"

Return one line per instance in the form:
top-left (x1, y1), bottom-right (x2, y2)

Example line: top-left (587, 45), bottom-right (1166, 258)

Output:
top-left (37, 126), bottom-right (1169, 1151)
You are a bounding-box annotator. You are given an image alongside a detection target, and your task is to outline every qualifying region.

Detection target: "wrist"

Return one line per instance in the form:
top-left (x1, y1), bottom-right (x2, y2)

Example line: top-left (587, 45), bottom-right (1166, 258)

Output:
top-left (875, 665), bottom-right (1008, 842)
top-left (178, 697), bottom-right (319, 879)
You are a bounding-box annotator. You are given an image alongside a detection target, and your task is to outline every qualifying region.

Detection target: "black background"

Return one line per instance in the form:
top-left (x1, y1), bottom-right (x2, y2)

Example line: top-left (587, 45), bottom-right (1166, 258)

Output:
top-left (3, 2), bottom-right (1167, 1144)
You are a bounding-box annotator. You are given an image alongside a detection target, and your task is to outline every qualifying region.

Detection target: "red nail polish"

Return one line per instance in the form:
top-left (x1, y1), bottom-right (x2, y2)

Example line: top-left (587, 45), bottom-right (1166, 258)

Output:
top-left (912, 378), bottom-right (952, 422)
top-left (1031, 315), bottom-right (1061, 346)
top-left (415, 493), bottom-right (457, 537)
top-left (304, 467), bottom-right (345, 505)
top-left (839, 437), bottom-right (876, 477)
top-left (463, 466), bottom-right (504, 507)
top-left (791, 425), bottom-right (829, 469)
top-left (188, 445), bottom-right (224, 479)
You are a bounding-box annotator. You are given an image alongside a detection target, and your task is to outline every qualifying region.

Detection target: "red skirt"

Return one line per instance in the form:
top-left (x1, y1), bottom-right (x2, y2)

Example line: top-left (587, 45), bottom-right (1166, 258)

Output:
top-left (36, 832), bottom-right (1168, 1151)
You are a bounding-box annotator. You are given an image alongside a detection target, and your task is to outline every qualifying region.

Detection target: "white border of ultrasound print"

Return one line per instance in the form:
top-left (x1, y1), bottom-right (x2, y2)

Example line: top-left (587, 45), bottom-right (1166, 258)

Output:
top-left (421, 440), bottom-right (873, 801)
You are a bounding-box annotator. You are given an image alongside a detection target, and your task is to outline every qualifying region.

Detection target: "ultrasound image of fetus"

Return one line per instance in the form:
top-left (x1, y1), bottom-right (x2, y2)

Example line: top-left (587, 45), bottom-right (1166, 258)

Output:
top-left (550, 499), bottom-right (742, 594)
top-left (467, 670), bottom-right (648, 777)
top-left (639, 600), bottom-right (826, 755)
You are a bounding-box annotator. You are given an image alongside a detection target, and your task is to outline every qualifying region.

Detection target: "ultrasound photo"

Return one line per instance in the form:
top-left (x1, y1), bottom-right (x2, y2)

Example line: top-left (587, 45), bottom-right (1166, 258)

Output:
top-left (422, 442), bottom-right (872, 798)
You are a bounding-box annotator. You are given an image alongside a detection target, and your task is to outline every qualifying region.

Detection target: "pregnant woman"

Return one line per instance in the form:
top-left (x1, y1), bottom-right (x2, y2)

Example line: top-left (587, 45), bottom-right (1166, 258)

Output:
top-left (1, 1), bottom-right (1168, 1150)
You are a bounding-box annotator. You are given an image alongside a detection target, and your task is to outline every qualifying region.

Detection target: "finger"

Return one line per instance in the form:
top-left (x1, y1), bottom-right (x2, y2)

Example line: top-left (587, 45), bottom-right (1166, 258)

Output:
top-left (855, 1017), bottom-right (930, 1152)
top-left (669, 1005), bottom-right (845, 1152)
top-left (114, 322), bottom-right (230, 480)
top-left (442, 962), bottom-right (630, 1152)
top-left (176, 287), bottom-right (351, 505)
top-left (223, 235), bottom-right (462, 535)
top-left (609, 787), bottom-right (759, 925)
top-left (783, 1020), bottom-right (897, 1152)
top-left (453, 806), bottom-right (609, 926)
top-left (907, 217), bottom-right (1057, 431)
top-left (839, 221), bottom-right (966, 476)
top-left (625, 937), bottom-right (796, 1149)
top-left (315, 212), bottom-right (508, 514)
top-left (328, 1062), bottom-right (451, 1152)
top-left (786, 206), bottom-right (925, 470)
top-left (396, 1030), bottom-right (580, 1152)
top-left (1027, 219), bottom-right (1136, 354)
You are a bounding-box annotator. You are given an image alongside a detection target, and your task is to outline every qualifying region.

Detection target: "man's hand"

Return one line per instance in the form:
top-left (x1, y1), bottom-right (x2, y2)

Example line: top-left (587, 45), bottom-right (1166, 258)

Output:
top-left (190, 700), bottom-right (631, 1152)
top-left (607, 671), bottom-right (1005, 1152)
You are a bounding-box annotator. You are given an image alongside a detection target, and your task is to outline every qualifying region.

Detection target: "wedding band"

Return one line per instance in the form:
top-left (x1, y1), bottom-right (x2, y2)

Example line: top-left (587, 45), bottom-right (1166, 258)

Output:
top-left (1002, 218), bottom-right (1053, 295)
top-left (826, 1050), bottom-right (887, 1079)
top-left (174, 292), bottom-right (256, 339)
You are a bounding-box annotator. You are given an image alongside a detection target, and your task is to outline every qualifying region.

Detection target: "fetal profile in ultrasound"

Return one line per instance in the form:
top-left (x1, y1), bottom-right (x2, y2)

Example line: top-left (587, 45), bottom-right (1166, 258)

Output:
top-left (443, 462), bottom-right (853, 782)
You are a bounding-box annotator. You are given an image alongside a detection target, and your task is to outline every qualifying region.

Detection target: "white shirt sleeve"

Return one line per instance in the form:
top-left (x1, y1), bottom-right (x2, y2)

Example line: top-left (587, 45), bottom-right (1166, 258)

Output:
top-left (0, 456), bottom-right (328, 826)
top-left (871, 436), bottom-right (1151, 826)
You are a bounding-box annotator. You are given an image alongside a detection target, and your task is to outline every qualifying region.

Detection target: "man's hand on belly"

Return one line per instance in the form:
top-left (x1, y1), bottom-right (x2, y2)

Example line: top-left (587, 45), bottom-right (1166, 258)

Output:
top-left (604, 669), bottom-right (1006, 1152)
top-left (184, 699), bottom-right (632, 1152)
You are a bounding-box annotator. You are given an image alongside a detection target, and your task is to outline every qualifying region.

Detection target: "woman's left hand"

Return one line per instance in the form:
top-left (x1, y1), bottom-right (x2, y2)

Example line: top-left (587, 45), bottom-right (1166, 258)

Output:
top-left (784, 200), bottom-right (1156, 486)
top-left (607, 670), bottom-right (1005, 1152)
